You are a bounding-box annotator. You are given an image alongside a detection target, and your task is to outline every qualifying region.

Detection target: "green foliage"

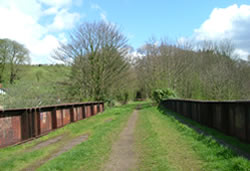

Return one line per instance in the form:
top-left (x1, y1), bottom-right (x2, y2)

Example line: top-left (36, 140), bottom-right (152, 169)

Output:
top-left (104, 98), bottom-right (116, 108)
top-left (0, 38), bottom-right (30, 84)
top-left (116, 92), bottom-right (129, 104)
top-left (152, 88), bottom-right (176, 103)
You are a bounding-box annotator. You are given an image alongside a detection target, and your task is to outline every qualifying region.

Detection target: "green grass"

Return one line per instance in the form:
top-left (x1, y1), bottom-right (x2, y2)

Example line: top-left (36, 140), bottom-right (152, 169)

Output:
top-left (135, 103), bottom-right (203, 170)
top-left (158, 105), bottom-right (250, 155)
top-left (135, 103), bottom-right (250, 171)
top-left (1, 102), bottom-right (249, 171)
top-left (0, 103), bottom-right (137, 171)
top-left (2, 64), bottom-right (70, 87)
top-left (1, 65), bottom-right (72, 109)
top-left (155, 105), bottom-right (250, 170)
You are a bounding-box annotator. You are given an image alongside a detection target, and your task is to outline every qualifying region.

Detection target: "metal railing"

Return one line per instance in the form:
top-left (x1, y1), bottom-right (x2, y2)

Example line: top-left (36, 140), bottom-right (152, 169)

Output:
top-left (161, 99), bottom-right (250, 143)
top-left (0, 102), bottom-right (104, 148)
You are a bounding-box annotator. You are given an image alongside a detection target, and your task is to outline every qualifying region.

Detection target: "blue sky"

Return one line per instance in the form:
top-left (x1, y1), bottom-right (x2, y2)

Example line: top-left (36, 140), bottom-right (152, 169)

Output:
top-left (84, 0), bottom-right (250, 48)
top-left (0, 0), bottom-right (250, 63)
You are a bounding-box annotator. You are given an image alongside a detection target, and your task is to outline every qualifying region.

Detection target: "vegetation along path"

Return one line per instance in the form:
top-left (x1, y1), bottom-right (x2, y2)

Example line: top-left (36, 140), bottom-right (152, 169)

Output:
top-left (0, 102), bottom-right (249, 170)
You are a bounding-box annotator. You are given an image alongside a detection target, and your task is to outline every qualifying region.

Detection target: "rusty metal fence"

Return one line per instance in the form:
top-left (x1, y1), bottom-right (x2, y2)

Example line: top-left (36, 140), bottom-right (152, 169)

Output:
top-left (161, 99), bottom-right (250, 144)
top-left (0, 102), bottom-right (104, 148)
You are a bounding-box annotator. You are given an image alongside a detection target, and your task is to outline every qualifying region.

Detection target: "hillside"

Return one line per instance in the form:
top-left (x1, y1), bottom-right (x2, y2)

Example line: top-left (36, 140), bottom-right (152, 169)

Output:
top-left (0, 64), bottom-right (71, 109)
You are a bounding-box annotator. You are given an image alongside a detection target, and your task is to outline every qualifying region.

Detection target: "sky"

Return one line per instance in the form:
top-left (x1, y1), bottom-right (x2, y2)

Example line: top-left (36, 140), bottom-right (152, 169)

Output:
top-left (0, 0), bottom-right (250, 64)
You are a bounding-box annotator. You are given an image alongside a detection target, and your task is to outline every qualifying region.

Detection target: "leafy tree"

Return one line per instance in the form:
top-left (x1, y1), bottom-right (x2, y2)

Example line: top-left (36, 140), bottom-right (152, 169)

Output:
top-left (0, 38), bottom-right (30, 84)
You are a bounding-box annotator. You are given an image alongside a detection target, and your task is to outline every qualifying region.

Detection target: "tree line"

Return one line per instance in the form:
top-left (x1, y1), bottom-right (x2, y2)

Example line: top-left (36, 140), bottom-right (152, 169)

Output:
top-left (135, 39), bottom-right (250, 100)
top-left (1, 21), bottom-right (250, 108)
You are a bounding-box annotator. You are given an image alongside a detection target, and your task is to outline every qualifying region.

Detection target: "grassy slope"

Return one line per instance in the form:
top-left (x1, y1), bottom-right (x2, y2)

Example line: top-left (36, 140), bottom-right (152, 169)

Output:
top-left (135, 103), bottom-right (250, 171)
top-left (1, 65), bottom-right (71, 108)
top-left (0, 103), bottom-right (137, 171)
top-left (2, 65), bottom-right (69, 87)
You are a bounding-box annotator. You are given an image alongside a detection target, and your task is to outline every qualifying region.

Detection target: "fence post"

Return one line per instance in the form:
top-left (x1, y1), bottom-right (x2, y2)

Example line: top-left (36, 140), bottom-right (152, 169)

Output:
top-left (70, 105), bottom-right (74, 123)
top-left (102, 102), bottom-right (105, 112)
top-left (21, 109), bottom-right (30, 141)
top-left (246, 104), bottom-right (250, 143)
top-left (91, 104), bottom-right (94, 116)
top-left (52, 107), bottom-right (57, 129)
top-left (82, 104), bottom-right (86, 119)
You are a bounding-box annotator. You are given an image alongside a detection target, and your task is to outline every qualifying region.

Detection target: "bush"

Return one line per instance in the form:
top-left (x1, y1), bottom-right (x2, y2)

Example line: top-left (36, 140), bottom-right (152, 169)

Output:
top-left (152, 88), bottom-right (177, 103)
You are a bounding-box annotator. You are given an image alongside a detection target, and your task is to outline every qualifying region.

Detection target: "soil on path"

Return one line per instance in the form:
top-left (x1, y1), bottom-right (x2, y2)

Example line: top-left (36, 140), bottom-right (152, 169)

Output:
top-left (104, 109), bottom-right (138, 171)
top-left (22, 134), bottom-right (88, 171)
top-left (28, 135), bottom-right (64, 151)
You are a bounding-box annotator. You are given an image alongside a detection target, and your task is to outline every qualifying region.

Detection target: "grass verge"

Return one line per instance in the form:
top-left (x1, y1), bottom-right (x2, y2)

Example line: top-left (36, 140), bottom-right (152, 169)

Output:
top-left (157, 105), bottom-right (250, 170)
top-left (135, 103), bottom-right (203, 170)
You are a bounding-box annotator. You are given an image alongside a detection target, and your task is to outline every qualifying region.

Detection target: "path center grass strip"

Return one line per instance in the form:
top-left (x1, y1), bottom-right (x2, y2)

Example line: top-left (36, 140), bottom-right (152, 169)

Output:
top-left (135, 103), bottom-right (202, 170)
top-left (135, 103), bottom-right (250, 171)
top-left (0, 103), bottom-right (137, 171)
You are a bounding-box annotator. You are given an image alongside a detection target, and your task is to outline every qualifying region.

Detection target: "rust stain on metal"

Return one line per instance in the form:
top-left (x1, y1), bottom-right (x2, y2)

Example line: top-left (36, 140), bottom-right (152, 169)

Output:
top-left (0, 116), bottom-right (21, 147)
top-left (0, 102), bottom-right (104, 148)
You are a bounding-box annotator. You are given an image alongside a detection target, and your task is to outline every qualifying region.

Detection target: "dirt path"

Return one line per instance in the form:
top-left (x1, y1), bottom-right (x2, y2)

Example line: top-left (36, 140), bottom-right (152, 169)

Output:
top-left (22, 134), bottom-right (88, 171)
top-left (104, 109), bottom-right (138, 171)
top-left (29, 135), bottom-right (64, 151)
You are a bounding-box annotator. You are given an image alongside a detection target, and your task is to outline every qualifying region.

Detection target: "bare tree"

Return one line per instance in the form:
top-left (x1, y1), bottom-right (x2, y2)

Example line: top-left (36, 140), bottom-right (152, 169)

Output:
top-left (53, 21), bottom-right (130, 101)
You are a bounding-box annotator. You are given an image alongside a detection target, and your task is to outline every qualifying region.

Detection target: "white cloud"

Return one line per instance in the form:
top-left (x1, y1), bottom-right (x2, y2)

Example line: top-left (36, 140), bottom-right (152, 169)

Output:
top-left (1, 0), bottom-right (42, 19)
top-left (39, 0), bottom-right (72, 8)
top-left (100, 13), bottom-right (108, 23)
top-left (43, 7), bottom-right (58, 15)
top-left (48, 9), bottom-right (81, 31)
top-left (30, 35), bottom-right (59, 60)
top-left (0, 0), bottom-right (82, 64)
top-left (234, 49), bottom-right (249, 60)
top-left (91, 4), bottom-right (101, 11)
top-left (194, 4), bottom-right (250, 58)
top-left (91, 3), bottom-right (108, 23)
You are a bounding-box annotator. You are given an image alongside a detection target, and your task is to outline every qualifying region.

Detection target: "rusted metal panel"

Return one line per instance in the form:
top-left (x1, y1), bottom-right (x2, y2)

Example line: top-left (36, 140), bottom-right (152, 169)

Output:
top-left (56, 110), bottom-right (63, 128)
top-left (78, 107), bottom-right (83, 119)
top-left (72, 107), bottom-right (83, 121)
top-left (0, 116), bottom-right (21, 147)
top-left (99, 104), bottom-right (103, 112)
top-left (51, 109), bottom-right (57, 130)
top-left (62, 109), bottom-right (71, 125)
top-left (73, 108), bottom-right (78, 121)
top-left (34, 110), bottom-right (41, 136)
top-left (97, 104), bottom-right (100, 113)
top-left (85, 106), bottom-right (91, 118)
top-left (94, 105), bottom-right (98, 115)
top-left (0, 101), bottom-right (104, 148)
top-left (40, 112), bottom-right (52, 134)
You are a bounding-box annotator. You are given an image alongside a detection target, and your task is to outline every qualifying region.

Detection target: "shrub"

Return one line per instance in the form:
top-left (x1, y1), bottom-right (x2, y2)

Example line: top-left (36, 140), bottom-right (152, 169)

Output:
top-left (152, 88), bottom-right (177, 103)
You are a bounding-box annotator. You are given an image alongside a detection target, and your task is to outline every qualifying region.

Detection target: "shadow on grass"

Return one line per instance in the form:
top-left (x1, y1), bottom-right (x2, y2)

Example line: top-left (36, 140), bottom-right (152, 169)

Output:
top-left (157, 105), bottom-right (250, 160)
